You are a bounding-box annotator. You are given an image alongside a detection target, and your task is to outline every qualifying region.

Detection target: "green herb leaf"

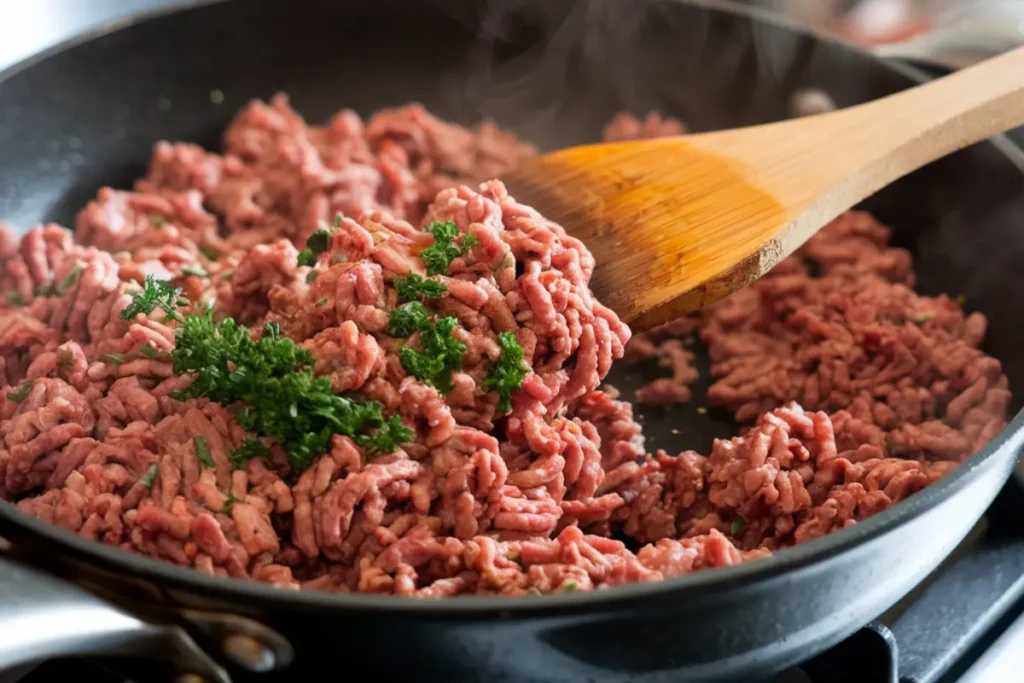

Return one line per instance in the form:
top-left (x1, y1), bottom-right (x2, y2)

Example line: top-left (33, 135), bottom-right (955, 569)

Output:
top-left (562, 580), bottom-right (578, 592)
top-left (394, 273), bottom-right (447, 302)
top-left (120, 276), bottom-right (185, 322)
top-left (182, 265), bottom-right (209, 278)
top-left (149, 215), bottom-right (167, 227)
top-left (3, 291), bottom-right (25, 307)
top-left (296, 220), bottom-right (338, 267)
top-left (354, 414), bottom-right (414, 456)
top-left (199, 245), bottom-right (221, 260)
top-left (388, 301), bottom-right (430, 338)
top-left (172, 310), bottom-right (411, 471)
top-left (140, 463), bottom-right (159, 487)
top-left (222, 491), bottom-right (240, 512)
top-left (101, 353), bottom-right (126, 367)
top-left (315, 297), bottom-right (328, 307)
top-left (193, 435), bottom-right (215, 468)
top-left (139, 345), bottom-right (172, 360)
top-left (483, 332), bottom-right (528, 413)
top-left (731, 516), bottom-right (746, 536)
top-left (297, 249), bottom-right (317, 267)
top-left (420, 221), bottom-right (477, 276)
top-left (6, 380), bottom-right (34, 403)
top-left (306, 270), bottom-right (319, 284)
top-left (229, 437), bottom-right (270, 470)
top-left (31, 264), bottom-right (84, 298)
top-left (399, 316), bottom-right (465, 394)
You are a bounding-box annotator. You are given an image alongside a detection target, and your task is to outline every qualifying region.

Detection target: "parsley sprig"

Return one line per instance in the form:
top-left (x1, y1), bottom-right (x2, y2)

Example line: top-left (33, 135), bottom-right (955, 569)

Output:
top-left (483, 332), bottom-right (528, 413)
top-left (172, 311), bottom-right (412, 470)
top-left (399, 316), bottom-right (466, 394)
top-left (297, 215), bottom-right (341, 267)
top-left (120, 276), bottom-right (187, 323)
top-left (421, 221), bottom-right (478, 276)
top-left (394, 274), bottom-right (447, 302)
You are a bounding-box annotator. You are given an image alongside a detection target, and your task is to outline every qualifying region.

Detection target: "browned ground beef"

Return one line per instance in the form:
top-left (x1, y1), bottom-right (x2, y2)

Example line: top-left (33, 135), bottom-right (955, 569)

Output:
top-left (0, 96), bottom-right (1009, 595)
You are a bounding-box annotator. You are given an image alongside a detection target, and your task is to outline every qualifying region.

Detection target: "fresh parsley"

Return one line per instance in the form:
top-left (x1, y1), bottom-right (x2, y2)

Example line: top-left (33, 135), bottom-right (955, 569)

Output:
top-left (193, 435), bottom-right (215, 468)
top-left (388, 302), bottom-right (430, 338)
top-left (222, 491), bottom-right (241, 512)
top-left (420, 221), bottom-right (478, 276)
top-left (120, 276), bottom-right (187, 323)
top-left (149, 215), bottom-right (168, 227)
top-left (394, 274), bottom-right (447, 302)
top-left (296, 215), bottom-right (341, 267)
top-left (182, 265), bottom-right (209, 278)
top-left (33, 264), bottom-right (84, 298)
top-left (140, 463), bottom-right (159, 487)
top-left (140, 345), bottom-right (172, 360)
top-left (731, 516), bottom-right (746, 535)
top-left (483, 332), bottom-right (528, 413)
top-left (3, 291), bottom-right (25, 307)
top-left (101, 353), bottom-right (126, 367)
top-left (6, 380), bottom-right (34, 403)
top-left (399, 316), bottom-right (466, 394)
top-left (172, 311), bottom-right (412, 471)
top-left (230, 437), bottom-right (271, 470)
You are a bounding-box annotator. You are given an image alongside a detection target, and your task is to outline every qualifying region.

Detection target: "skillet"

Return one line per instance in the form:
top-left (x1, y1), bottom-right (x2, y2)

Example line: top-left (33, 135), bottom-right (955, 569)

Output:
top-left (2, 0), bottom-right (1024, 681)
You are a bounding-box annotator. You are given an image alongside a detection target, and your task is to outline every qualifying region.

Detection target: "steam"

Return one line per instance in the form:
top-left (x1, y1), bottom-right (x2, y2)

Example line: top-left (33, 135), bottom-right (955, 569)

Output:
top-left (441, 0), bottom-right (838, 147)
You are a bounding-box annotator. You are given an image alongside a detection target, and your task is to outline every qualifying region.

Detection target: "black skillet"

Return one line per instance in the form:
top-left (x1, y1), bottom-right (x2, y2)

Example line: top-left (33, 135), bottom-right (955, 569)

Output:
top-left (2, 1), bottom-right (1024, 681)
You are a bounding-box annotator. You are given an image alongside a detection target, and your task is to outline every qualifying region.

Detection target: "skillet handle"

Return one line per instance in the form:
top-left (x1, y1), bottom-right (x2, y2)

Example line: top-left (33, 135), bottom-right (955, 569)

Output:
top-left (0, 555), bottom-right (229, 682)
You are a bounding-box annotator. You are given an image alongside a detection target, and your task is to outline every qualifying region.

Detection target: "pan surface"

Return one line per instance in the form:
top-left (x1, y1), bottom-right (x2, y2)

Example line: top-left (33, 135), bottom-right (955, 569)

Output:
top-left (1, 0), bottom-right (1024, 680)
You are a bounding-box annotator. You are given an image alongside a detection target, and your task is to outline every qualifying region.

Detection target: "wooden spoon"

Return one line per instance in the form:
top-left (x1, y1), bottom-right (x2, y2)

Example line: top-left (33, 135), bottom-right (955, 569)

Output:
top-left (501, 45), bottom-right (1024, 333)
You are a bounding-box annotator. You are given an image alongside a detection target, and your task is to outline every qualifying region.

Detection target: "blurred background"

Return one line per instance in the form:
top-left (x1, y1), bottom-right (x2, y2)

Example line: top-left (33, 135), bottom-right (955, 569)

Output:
top-left (0, 0), bottom-right (1023, 72)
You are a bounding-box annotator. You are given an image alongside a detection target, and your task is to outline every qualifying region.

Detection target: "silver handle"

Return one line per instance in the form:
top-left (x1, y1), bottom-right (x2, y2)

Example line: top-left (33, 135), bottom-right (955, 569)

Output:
top-left (0, 554), bottom-right (228, 681)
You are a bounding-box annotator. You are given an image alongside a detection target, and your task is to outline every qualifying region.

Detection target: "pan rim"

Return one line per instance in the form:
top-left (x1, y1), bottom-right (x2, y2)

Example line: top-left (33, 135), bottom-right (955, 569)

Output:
top-left (1, 0), bottom-right (1023, 617)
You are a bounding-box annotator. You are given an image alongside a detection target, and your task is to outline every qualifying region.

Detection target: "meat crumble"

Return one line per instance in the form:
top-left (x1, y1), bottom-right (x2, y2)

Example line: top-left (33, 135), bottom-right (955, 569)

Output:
top-left (0, 96), bottom-right (1008, 595)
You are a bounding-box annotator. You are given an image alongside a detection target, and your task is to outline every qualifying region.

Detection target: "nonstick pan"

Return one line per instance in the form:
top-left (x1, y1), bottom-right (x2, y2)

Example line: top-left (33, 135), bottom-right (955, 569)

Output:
top-left (2, 1), bottom-right (1024, 682)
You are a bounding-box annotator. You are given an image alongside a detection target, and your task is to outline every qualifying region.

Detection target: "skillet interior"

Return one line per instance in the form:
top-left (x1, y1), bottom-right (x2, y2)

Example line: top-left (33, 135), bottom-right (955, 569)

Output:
top-left (1, 1), bottom-right (1023, 676)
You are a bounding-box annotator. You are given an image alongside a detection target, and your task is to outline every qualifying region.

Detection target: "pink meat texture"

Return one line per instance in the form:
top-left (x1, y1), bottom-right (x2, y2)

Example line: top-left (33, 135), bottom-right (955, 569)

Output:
top-left (0, 96), bottom-right (1009, 595)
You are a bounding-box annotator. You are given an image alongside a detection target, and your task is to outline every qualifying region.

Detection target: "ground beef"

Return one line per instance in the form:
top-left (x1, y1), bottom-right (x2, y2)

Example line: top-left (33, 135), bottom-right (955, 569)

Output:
top-left (0, 101), bottom-right (1009, 596)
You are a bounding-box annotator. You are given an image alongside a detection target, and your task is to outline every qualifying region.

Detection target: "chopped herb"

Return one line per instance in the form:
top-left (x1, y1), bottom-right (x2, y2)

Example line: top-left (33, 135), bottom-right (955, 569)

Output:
top-left (420, 221), bottom-right (478, 275)
top-left (222, 491), bottom-right (240, 512)
top-left (149, 215), bottom-right (167, 227)
top-left (731, 516), bottom-right (746, 535)
top-left (296, 219), bottom-right (339, 267)
top-left (562, 580), bottom-right (578, 592)
top-left (140, 463), bottom-right (159, 487)
top-left (315, 297), bottom-right (328, 307)
top-left (220, 270), bottom-right (235, 281)
top-left (102, 353), bottom-right (126, 367)
top-left (400, 316), bottom-right (466, 394)
top-left (230, 437), bottom-right (270, 470)
top-left (60, 265), bottom-right (83, 292)
top-left (172, 310), bottom-right (412, 471)
top-left (6, 380), bottom-right (34, 403)
top-left (3, 291), bottom-right (25, 306)
top-left (394, 273), bottom-right (447, 302)
top-left (306, 270), bottom-right (319, 284)
top-left (193, 435), bottom-right (215, 468)
top-left (139, 345), bottom-right (172, 360)
top-left (388, 301), bottom-right (430, 338)
top-left (911, 311), bottom-right (933, 325)
top-left (182, 265), bottom-right (209, 278)
top-left (32, 264), bottom-right (84, 298)
top-left (199, 245), bottom-right (221, 260)
top-left (483, 332), bottom-right (528, 413)
top-left (120, 275), bottom-right (185, 322)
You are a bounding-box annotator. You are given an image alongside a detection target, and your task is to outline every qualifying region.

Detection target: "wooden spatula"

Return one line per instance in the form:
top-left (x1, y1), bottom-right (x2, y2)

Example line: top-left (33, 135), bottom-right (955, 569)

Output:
top-left (502, 46), bottom-right (1024, 333)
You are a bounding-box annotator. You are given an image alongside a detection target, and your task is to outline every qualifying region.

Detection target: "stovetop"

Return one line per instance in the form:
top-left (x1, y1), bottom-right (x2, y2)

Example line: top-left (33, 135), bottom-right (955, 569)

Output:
top-left (5, 474), bottom-right (1024, 683)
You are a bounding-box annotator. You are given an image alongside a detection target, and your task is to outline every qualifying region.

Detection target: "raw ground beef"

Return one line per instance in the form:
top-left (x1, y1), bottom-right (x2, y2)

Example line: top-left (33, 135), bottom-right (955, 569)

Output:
top-left (0, 96), bottom-right (1010, 596)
